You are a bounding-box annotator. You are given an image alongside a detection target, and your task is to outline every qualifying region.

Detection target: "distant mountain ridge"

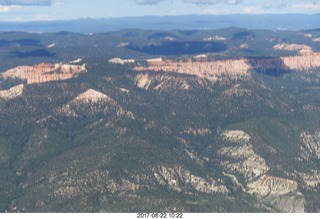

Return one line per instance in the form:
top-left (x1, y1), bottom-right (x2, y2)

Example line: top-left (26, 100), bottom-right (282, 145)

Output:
top-left (0, 14), bottom-right (319, 33)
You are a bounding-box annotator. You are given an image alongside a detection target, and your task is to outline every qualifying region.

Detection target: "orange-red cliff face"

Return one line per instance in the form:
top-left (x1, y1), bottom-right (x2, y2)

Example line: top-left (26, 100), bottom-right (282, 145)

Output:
top-left (134, 52), bottom-right (320, 79)
top-left (1, 63), bottom-right (87, 84)
top-left (134, 59), bottom-right (250, 81)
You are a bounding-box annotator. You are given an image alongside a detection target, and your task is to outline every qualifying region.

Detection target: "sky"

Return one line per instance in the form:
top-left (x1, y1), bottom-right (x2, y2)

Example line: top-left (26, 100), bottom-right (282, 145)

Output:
top-left (0, 0), bottom-right (319, 21)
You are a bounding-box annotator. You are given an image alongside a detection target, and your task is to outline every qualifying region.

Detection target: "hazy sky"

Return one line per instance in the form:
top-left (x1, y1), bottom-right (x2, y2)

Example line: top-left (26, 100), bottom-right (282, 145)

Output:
top-left (0, 0), bottom-right (319, 21)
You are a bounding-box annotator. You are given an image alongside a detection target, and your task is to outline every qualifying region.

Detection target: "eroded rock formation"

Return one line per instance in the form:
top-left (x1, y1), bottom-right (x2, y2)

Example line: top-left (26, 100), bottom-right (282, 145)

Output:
top-left (273, 43), bottom-right (312, 51)
top-left (153, 165), bottom-right (229, 194)
top-left (134, 52), bottom-right (320, 80)
top-left (134, 59), bottom-right (251, 81)
top-left (0, 84), bottom-right (24, 100)
top-left (1, 63), bottom-right (87, 84)
top-left (219, 130), bottom-right (305, 212)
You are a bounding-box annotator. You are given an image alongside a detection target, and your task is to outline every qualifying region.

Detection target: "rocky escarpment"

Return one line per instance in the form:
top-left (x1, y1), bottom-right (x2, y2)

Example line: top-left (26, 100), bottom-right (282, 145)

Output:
top-left (133, 52), bottom-right (320, 80)
top-left (134, 59), bottom-right (251, 81)
top-left (219, 130), bottom-right (305, 212)
top-left (1, 62), bottom-right (87, 84)
top-left (0, 84), bottom-right (24, 100)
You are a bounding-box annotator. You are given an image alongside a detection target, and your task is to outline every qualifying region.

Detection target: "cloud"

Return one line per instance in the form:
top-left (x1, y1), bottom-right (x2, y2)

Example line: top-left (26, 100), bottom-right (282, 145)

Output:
top-left (132, 0), bottom-right (244, 5)
top-left (132, 0), bottom-right (165, 5)
top-left (184, 0), bottom-right (243, 5)
top-left (0, 4), bottom-right (21, 12)
top-left (262, 0), bottom-right (320, 9)
top-left (0, 5), bottom-right (10, 12)
top-left (204, 8), bottom-right (220, 14)
top-left (292, 3), bottom-right (320, 10)
top-left (0, 0), bottom-right (52, 6)
top-left (263, 0), bottom-right (291, 9)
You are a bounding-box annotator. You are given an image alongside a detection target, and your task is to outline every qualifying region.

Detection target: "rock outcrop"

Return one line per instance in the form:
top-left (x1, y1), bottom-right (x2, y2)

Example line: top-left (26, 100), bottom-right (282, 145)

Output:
top-left (134, 73), bottom-right (154, 90)
top-left (134, 73), bottom-right (194, 91)
top-left (300, 130), bottom-right (320, 160)
top-left (246, 175), bottom-right (297, 196)
top-left (58, 89), bottom-right (134, 119)
top-left (273, 43), bottom-right (312, 51)
top-left (219, 130), bottom-right (304, 212)
top-left (71, 89), bottom-right (113, 104)
top-left (0, 84), bottom-right (24, 100)
top-left (134, 52), bottom-right (320, 80)
top-left (219, 130), bottom-right (269, 182)
top-left (134, 59), bottom-right (251, 81)
top-left (183, 128), bottom-right (211, 136)
top-left (153, 165), bottom-right (229, 194)
top-left (281, 52), bottom-right (320, 71)
top-left (1, 63), bottom-right (87, 84)
top-left (299, 130), bottom-right (320, 188)
top-left (109, 58), bottom-right (135, 65)
top-left (204, 35), bottom-right (226, 41)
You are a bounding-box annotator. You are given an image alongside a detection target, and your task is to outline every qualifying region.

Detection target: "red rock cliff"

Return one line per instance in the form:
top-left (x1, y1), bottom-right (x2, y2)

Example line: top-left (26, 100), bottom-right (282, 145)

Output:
top-left (1, 63), bottom-right (87, 84)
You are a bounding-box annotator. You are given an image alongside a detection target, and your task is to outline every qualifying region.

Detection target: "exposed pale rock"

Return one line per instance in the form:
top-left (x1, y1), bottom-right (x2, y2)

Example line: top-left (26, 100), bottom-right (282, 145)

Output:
top-left (71, 89), bottom-right (113, 104)
top-left (300, 171), bottom-right (320, 188)
top-left (219, 130), bottom-right (269, 181)
top-left (273, 43), bottom-right (312, 51)
top-left (303, 104), bottom-right (320, 111)
top-left (164, 36), bottom-right (175, 41)
top-left (117, 42), bottom-right (129, 47)
top-left (281, 53), bottom-right (320, 70)
top-left (222, 86), bottom-right (252, 97)
top-left (221, 130), bottom-right (251, 143)
top-left (304, 34), bottom-right (313, 38)
top-left (134, 73), bottom-right (153, 90)
top-left (219, 144), bottom-right (269, 181)
top-left (153, 75), bottom-right (191, 91)
top-left (134, 73), bottom-right (198, 91)
top-left (147, 58), bottom-right (163, 63)
top-left (312, 38), bottom-right (320, 42)
top-left (119, 88), bottom-right (130, 94)
top-left (154, 165), bottom-right (229, 194)
top-left (247, 175), bottom-right (298, 196)
top-left (219, 130), bottom-right (304, 212)
top-left (69, 58), bottom-right (82, 64)
top-left (240, 43), bottom-right (249, 49)
top-left (300, 130), bottom-right (320, 159)
top-left (193, 54), bottom-right (208, 59)
top-left (204, 35), bottom-right (226, 41)
top-left (0, 84), bottom-right (24, 100)
top-left (134, 52), bottom-right (320, 80)
top-left (261, 193), bottom-right (305, 213)
top-left (1, 63), bottom-right (86, 84)
top-left (109, 58), bottom-right (135, 65)
top-left (58, 89), bottom-right (135, 120)
top-left (134, 59), bottom-right (251, 80)
top-left (47, 43), bottom-right (55, 48)
top-left (185, 149), bottom-right (205, 166)
top-left (184, 128), bottom-right (211, 136)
